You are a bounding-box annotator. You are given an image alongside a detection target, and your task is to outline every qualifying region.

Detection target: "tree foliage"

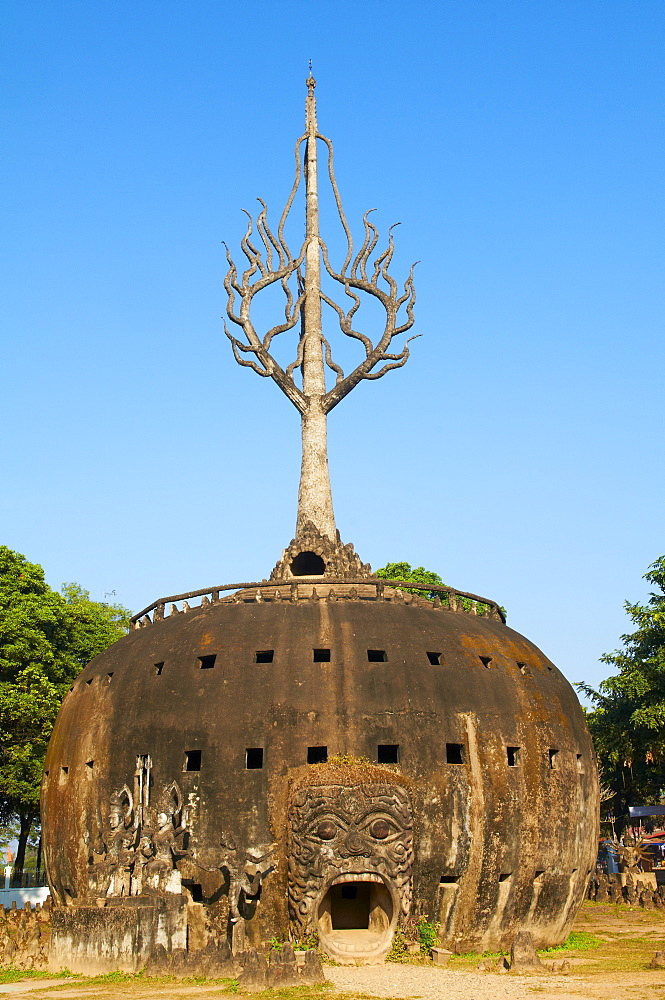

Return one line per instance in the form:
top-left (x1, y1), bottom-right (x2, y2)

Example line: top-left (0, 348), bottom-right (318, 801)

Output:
top-left (375, 561), bottom-right (505, 618)
top-left (578, 556), bottom-right (665, 822)
top-left (375, 562), bottom-right (446, 600)
top-left (0, 546), bottom-right (130, 867)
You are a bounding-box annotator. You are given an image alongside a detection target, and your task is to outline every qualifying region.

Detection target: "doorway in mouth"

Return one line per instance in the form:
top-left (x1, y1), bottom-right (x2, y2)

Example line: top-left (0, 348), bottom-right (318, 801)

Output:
top-left (317, 877), bottom-right (394, 961)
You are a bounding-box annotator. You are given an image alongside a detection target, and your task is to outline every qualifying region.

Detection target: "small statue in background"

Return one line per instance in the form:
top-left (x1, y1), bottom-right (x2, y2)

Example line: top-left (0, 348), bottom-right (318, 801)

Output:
top-left (612, 835), bottom-right (651, 875)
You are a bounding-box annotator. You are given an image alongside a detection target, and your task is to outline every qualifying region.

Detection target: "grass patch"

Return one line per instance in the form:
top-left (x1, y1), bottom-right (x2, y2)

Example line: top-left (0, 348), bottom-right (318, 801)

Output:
top-left (41, 971), bottom-right (240, 990)
top-left (454, 949), bottom-right (504, 959)
top-left (540, 931), bottom-right (604, 953)
top-left (0, 967), bottom-right (73, 983)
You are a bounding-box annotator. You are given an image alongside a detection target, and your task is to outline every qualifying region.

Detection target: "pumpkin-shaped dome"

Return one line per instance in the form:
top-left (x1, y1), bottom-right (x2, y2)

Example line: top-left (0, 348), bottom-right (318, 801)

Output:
top-left (43, 579), bottom-right (598, 960)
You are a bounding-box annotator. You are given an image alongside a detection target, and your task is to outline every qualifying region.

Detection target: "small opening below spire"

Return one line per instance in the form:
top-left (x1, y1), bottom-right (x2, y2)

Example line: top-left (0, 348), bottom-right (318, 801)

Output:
top-left (291, 551), bottom-right (325, 576)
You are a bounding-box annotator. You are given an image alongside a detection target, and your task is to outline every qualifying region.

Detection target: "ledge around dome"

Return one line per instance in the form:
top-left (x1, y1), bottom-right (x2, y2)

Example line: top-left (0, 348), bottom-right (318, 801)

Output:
top-left (130, 576), bottom-right (506, 629)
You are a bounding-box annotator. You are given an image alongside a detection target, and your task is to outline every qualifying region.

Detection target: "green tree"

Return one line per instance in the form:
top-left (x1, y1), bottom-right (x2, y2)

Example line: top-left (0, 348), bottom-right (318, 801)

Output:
top-left (0, 547), bottom-right (130, 871)
top-left (375, 561), bottom-right (445, 600)
top-left (578, 556), bottom-right (665, 826)
top-left (375, 561), bottom-right (503, 617)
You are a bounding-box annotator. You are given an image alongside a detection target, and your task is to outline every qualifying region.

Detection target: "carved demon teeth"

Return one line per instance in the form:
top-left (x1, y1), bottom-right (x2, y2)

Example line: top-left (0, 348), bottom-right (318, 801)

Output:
top-left (330, 873), bottom-right (384, 886)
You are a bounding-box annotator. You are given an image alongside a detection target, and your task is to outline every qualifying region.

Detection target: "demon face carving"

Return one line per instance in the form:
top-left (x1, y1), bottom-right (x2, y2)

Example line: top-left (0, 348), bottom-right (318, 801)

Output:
top-left (287, 782), bottom-right (413, 936)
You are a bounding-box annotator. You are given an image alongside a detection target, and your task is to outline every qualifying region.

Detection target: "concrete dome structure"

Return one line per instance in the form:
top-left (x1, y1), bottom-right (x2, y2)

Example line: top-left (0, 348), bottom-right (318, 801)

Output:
top-left (41, 76), bottom-right (599, 973)
top-left (43, 574), bottom-right (598, 966)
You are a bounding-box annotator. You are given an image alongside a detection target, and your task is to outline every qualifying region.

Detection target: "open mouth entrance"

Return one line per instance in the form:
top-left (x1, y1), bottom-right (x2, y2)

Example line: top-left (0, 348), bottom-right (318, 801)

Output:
top-left (317, 876), bottom-right (394, 963)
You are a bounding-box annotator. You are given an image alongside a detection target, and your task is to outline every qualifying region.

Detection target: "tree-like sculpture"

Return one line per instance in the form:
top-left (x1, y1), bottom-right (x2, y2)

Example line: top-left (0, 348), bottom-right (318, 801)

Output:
top-left (223, 74), bottom-right (419, 575)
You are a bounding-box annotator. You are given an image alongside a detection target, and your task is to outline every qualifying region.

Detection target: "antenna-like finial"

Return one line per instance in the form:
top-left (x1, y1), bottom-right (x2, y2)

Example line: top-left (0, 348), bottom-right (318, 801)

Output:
top-left (305, 65), bottom-right (317, 135)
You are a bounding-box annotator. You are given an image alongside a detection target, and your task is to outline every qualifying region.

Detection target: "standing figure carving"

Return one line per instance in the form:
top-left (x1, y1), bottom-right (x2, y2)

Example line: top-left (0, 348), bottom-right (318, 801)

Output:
top-left (89, 784), bottom-right (136, 897)
top-left (142, 781), bottom-right (188, 894)
top-left (88, 767), bottom-right (188, 898)
top-left (612, 835), bottom-right (651, 875)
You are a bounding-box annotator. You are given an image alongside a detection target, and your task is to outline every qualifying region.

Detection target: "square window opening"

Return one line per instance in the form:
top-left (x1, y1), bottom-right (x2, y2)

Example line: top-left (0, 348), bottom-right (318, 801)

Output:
top-left (517, 661), bottom-right (529, 675)
top-left (107, 672), bottom-right (114, 682)
top-left (246, 747), bottom-right (264, 769)
top-left (507, 746), bottom-right (521, 767)
top-left (534, 870), bottom-right (545, 880)
top-left (427, 651), bottom-right (442, 665)
top-left (313, 648), bottom-right (331, 662)
top-left (499, 872), bottom-right (512, 882)
top-left (198, 654), bottom-right (216, 670)
top-left (377, 744), bottom-right (399, 764)
top-left (446, 743), bottom-right (465, 765)
top-left (186, 882), bottom-right (204, 902)
top-left (439, 875), bottom-right (459, 884)
top-left (255, 650), bottom-right (274, 663)
top-left (184, 750), bottom-right (202, 772)
top-left (85, 677), bottom-right (93, 686)
top-left (307, 745), bottom-right (328, 764)
top-left (367, 649), bottom-right (387, 662)
top-left (479, 655), bottom-right (493, 668)
top-left (576, 753), bottom-right (584, 772)
top-left (60, 766), bottom-right (69, 779)
top-left (154, 662), bottom-right (164, 675)
top-left (549, 748), bottom-right (559, 769)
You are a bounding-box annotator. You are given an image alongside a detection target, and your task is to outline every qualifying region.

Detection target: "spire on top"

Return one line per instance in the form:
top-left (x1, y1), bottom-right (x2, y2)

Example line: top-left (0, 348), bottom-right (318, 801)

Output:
top-left (222, 75), bottom-right (419, 551)
top-left (305, 64), bottom-right (317, 136)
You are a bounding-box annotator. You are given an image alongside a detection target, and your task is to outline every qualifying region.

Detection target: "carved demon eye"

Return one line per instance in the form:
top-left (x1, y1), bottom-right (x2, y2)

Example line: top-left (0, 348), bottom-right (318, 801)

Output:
top-left (316, 820), bottom-right (337, 840)
top-left (369, 819), bottom-right (392, 840)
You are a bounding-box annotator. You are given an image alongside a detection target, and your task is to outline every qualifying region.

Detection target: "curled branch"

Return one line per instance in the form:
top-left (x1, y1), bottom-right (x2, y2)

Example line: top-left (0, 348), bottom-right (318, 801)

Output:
top-left (321, 335), bottom-right (345, 384)
top-left (223, 188), bottom-right (307, 412)
top-left (359, 335), bottom-right (421, 379)
top-left (320, 195), bottom-right (419, 412)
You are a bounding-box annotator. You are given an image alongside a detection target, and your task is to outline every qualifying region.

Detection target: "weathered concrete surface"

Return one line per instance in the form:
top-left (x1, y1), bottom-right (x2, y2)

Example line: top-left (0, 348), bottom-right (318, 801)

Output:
top-left (0, 900), bottom-right (51, 970)
top-left (42, 591), bottom-right (598, 960)
top-left (48, 895), bottom-right (188, 974)
top-left (509, 930), bottom-right (545, 972)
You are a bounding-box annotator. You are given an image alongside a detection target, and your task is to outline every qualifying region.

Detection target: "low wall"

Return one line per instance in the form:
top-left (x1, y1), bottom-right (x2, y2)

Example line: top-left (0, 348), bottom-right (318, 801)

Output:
top-left (0, 887), bottom-right (50, 909)
top-left (49, 896), bottom-right (189, 975)
top-left (0, 900), bottom-right (51, 970)
top-left (588, 872), bottom-right (664, 906)
top-left (0, 896), bottom-right (322, 985)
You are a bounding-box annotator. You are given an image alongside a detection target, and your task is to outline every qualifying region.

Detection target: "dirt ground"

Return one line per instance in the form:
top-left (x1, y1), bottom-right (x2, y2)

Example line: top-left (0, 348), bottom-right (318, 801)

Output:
top-left (2, 902), bottom-right (665, 1000)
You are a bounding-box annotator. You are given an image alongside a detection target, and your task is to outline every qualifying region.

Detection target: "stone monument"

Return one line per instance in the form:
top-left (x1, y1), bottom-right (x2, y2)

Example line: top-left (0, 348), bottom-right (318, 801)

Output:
top-left (41, 75), bottom-right (599, 972)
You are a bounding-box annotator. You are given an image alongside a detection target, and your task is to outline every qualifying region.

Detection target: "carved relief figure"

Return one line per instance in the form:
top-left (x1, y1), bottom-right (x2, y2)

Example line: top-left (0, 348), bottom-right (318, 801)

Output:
top-left (88, 766), bottom-right (188, 898)
top-left (192, 838), bottom-right (275, 922)
top-left (142, 782), bottom-right (188, 894)
top-left (287, 782), bottom-right (413, 938)
top-left (90, 784), bottom-right (136, 896)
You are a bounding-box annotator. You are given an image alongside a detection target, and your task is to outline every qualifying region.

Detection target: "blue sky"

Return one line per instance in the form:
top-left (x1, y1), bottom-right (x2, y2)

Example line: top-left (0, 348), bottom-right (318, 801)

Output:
top-left (1, 0), bottom-right (663, 695)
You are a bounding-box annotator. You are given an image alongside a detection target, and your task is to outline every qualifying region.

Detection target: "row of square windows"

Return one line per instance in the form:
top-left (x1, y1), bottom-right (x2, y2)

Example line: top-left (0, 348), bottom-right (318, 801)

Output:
top-left (71, 656), bottom-right (550, 691)
top-left (150, 652), bottom-right (547, 671)
top-left (49, 745), bottom-right (583, 776)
